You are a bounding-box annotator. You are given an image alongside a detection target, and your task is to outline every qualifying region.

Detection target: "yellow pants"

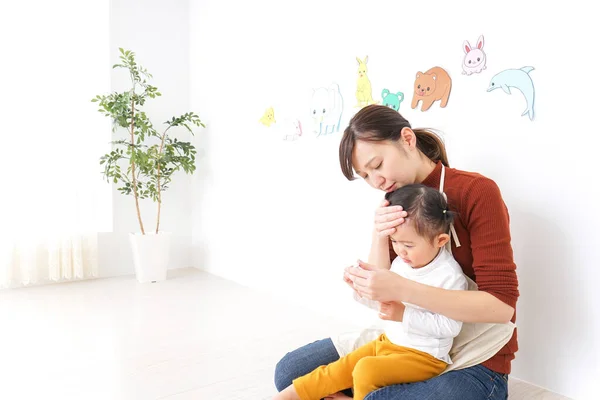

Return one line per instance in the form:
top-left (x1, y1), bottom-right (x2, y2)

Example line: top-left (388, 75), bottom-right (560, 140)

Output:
top-left (292, 333), bottom-right (447, 400)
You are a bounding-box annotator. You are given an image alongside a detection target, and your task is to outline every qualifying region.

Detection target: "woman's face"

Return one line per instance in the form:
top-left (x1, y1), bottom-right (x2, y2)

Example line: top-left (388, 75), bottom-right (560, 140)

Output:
top-left (351, 133), bottom-right (419, 192)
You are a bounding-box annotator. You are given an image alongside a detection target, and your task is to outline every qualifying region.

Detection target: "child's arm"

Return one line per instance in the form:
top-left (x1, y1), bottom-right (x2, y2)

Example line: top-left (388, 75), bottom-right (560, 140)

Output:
top-left (402, 307), bottom-right (463, 338)
top-left (402, 274), bottom-right (468, 338)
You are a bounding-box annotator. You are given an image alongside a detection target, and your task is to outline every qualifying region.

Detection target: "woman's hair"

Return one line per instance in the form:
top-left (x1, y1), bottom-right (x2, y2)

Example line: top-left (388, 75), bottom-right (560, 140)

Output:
top-left (339, 104), bottom-right (449, 181)
top-left (384, 184), bottom-right (454, 241)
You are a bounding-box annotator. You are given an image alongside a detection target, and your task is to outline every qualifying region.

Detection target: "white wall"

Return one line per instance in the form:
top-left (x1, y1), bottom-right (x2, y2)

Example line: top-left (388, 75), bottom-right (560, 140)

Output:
top-left (190, 0), bottom-right (599, 398)
top-left (98, 0), bottom-right (194, 277)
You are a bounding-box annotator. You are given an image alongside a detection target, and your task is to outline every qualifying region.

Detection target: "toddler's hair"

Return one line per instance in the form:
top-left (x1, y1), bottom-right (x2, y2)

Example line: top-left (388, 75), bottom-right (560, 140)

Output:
top-left (384, 184), bottom-right (455, 241)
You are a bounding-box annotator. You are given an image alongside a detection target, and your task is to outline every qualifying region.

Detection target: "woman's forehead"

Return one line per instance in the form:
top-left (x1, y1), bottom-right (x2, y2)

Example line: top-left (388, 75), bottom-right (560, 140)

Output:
top-left (352, 141), bottom-right (391, 169)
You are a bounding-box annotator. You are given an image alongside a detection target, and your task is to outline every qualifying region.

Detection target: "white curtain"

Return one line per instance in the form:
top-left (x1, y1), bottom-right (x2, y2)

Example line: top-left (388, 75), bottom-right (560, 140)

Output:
top-left (0, 1), bottom-right (110, 288)
top-left (0, 235), bottom-right (99, 288)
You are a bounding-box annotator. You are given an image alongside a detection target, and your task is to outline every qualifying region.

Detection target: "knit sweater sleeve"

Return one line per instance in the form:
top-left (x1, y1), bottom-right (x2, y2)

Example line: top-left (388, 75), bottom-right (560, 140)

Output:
top-left (463, 177), bottom-right (520, 308)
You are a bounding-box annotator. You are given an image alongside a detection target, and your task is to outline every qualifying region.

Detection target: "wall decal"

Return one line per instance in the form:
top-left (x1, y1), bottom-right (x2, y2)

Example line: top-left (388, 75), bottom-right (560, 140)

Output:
top-left (381, 89), bottom-right (404, 111)
top-left (462, 35), bottom-right (487, 75)
top-left (487, 67), bottom-right (536, 121)
top-left (259, 107), bottom-right (276, 127)
top-left (411, 67), bottom-right (452, 111)
top-left (355, 56), bottom-right (376, 108)
top-left (310, 83), bottom-right (344, 136)
top-left (282, 119), bottom-right (303, 141)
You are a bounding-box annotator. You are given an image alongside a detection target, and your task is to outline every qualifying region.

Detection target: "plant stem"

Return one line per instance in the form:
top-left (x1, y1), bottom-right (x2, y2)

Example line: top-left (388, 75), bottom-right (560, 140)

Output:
top-left (130, 94), bottom-right (145, 235)
top-left (155, 126), bottom-right (172, 234)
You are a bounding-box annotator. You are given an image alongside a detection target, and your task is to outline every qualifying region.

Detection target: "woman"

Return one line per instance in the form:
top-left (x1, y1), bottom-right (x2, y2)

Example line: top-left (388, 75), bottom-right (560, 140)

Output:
top-left (274, 105), bottom-right (519, 399)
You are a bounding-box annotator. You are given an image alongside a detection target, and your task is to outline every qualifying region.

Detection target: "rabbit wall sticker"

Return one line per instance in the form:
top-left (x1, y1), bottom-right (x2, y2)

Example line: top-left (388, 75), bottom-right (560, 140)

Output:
top-left (462, 35), bottom-right (487, 75)
top-left (279, 118), bottom-right (303, 141)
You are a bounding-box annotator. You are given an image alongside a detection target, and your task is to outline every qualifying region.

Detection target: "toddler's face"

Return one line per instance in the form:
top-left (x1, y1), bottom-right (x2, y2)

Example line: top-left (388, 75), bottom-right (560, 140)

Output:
top-left (389, 221), bottom-right (447, 269)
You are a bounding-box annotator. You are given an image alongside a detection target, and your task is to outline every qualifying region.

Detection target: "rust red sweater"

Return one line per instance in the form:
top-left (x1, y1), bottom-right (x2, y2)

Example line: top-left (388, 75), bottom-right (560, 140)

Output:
top-left (389, 161), bottom-right (519, 374)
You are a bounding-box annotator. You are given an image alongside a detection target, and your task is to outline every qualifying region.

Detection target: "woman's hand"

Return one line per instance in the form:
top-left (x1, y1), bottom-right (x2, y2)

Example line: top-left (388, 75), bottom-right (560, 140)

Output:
top-left (379, 301), bottom-right (406, 322)
top-left (374, 199), bottom-right (407, 237)
top-left (343, 269), bottom-right (357, 291)
top-left (346, 259), bottom-right (409, 303)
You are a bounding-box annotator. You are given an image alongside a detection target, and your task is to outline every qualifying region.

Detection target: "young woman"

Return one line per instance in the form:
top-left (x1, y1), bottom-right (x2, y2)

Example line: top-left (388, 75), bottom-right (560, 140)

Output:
top-left (274, 105), bottom-right (519, 399)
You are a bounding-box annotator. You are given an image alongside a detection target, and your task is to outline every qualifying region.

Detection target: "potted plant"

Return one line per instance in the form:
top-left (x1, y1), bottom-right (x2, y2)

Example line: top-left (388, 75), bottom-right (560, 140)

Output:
top-left (92, 48), bottom-right (204, 283)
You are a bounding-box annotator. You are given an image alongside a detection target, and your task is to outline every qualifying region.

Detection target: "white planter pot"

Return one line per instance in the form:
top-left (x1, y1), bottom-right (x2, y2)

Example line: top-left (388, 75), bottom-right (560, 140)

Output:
top-left (129, 231), bottom-right (172, 283)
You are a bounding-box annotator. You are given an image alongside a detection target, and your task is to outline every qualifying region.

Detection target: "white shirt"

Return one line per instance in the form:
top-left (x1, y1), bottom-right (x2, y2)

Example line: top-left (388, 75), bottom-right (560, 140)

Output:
top-left (354, 248), bottom-right (468, 363)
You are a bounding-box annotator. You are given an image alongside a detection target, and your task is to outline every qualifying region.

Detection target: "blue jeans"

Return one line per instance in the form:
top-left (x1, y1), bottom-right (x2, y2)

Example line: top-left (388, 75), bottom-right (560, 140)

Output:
top-left (274, 338), bottom-right (508, 400)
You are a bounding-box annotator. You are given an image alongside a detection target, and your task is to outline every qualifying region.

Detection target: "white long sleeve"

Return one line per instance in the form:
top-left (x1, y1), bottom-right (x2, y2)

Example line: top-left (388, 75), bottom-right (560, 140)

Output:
top-left (383, 248), bottom-right (468, 363)
top-left (402, 306), bottom-right (463, 338)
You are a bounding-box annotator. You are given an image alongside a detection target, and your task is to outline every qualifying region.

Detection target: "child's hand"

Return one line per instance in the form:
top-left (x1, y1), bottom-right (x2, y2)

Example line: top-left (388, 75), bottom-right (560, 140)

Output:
top-left (378, 301), bottom-right (406, 322)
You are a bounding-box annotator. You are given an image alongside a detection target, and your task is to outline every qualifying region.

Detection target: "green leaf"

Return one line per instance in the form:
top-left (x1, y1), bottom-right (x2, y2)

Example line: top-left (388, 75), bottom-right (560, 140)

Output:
top-left (94, 48), bottom-right (204, 211)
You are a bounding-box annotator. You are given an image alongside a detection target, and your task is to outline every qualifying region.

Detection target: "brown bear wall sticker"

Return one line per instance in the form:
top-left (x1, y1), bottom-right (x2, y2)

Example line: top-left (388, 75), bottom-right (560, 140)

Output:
top-left (411, 67), bottom-right (452, 112)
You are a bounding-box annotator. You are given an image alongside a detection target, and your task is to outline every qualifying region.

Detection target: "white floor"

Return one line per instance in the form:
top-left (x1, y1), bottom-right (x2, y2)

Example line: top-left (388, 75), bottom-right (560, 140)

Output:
top-left (0, 269), bottom-right (570, 400)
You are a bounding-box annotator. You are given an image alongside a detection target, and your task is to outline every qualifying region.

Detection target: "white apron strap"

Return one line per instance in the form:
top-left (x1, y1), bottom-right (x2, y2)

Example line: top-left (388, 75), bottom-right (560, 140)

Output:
top-left (439, 165), bottom-right (461, 249)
